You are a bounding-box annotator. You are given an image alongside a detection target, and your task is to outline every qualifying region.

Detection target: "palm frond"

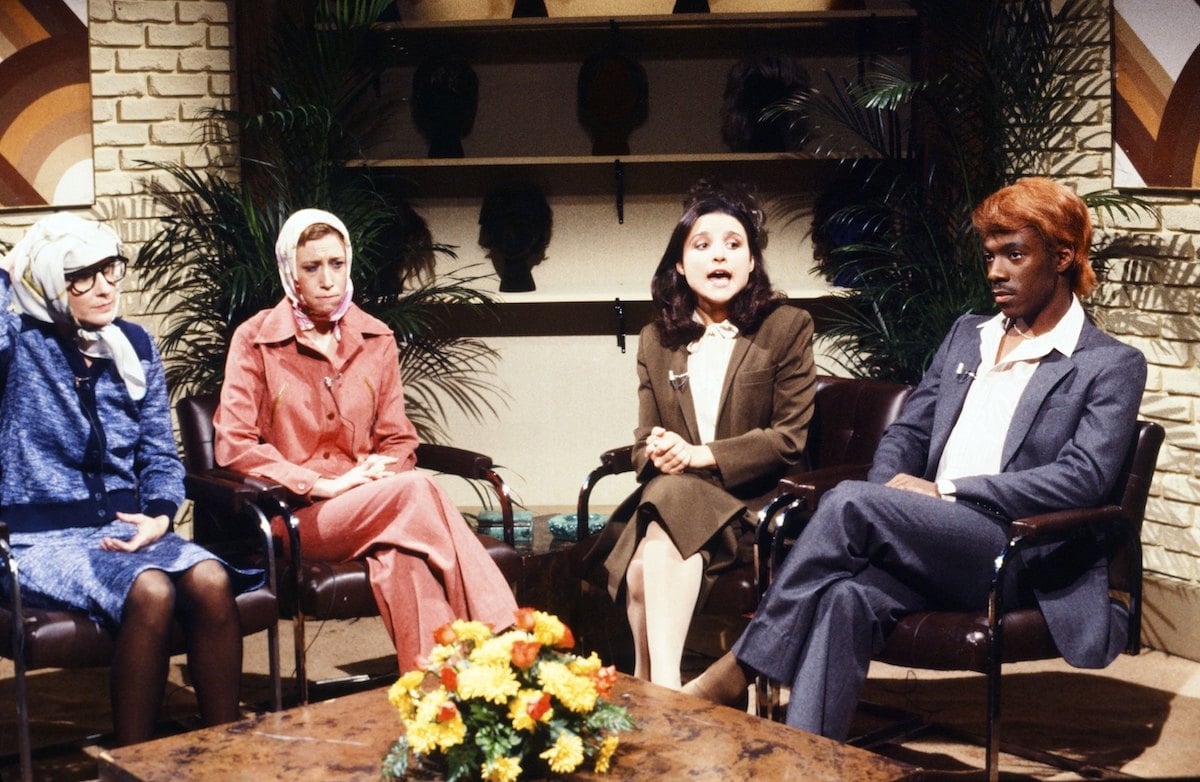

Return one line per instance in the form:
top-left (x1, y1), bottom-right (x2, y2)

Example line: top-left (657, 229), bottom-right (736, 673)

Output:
top-left (133, 0), bottom-right (503, 443)
top-left (776, 0), bottom-right (1156, 381)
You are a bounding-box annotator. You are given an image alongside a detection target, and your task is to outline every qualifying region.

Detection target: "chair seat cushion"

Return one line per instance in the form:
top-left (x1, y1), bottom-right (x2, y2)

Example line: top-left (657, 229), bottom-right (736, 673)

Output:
top-left (1, 604), bottom-right (115, 669)
top-left (283, 533), bottom-right (522, 620)
top-left (702, 565), bottom-right (757, 616)
top-left (290, 559), bottom-right (379, 619)
top-left (877, 607), bottom-right (1059, 672)
top-left (1, 587), bottom-right (277, 670)
top-left (232, 587), bottom-right (280, 639)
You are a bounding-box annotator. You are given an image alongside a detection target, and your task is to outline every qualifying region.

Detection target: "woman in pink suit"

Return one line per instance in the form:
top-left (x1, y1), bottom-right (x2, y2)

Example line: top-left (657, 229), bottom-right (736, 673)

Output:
top-left (213, 208), bottom-right (517, 670)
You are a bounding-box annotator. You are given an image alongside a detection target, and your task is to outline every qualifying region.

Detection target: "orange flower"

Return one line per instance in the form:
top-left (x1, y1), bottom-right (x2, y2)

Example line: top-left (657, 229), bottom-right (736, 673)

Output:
top-left (556, 625), bottom-right (575, 650)
top-left (510, 640), bottom-right (542, 669)
top-left (594, 665), bottom-right (618, 697)
top-left (440, 665), bottom-right (458, 692)
top-left (433, 622), bottom-right (457, 646)
top-left (437, 700), bottom-right (459, 723)
top-left (514, 607), bottom-right (536, 632)
top-left (527, 692), bottom-right (551, 721)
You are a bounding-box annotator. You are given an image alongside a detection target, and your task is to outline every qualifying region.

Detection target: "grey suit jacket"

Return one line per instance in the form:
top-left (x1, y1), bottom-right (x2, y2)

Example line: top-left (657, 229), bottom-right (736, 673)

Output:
top-left (868, 312), bottom-right (1147, 668)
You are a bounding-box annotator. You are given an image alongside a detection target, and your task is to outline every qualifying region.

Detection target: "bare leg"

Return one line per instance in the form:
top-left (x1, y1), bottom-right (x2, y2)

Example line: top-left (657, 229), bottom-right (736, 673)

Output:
top-left (111, 570), bottom-right (174, 745)
top-left (625, 550), bottom-right (650, 680)
top-left (638, 521), bottom-right (704, 690)
top-left (176, 560), bottom-right (242, 727)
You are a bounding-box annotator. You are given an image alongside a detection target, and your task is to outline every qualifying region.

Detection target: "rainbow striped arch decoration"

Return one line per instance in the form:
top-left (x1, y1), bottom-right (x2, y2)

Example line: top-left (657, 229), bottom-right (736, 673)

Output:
top-left (1113, 0), bottom-right (1200, 190)
top-left (0, 1), bottom-right (94, 210)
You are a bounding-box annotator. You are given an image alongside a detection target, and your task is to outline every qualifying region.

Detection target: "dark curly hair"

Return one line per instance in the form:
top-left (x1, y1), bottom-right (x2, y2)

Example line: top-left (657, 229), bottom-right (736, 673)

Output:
top-left (720, 52), bottom-right (809, 153)
top-left (651, 179), bottom-right (783, 349)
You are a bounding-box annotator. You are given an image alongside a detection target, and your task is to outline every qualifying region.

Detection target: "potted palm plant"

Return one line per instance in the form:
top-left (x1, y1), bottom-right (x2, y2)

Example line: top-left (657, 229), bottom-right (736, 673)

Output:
top-left (785, 0), bottom-right (1155, 384)
top-left (136, 0), bottom-right (500, 442)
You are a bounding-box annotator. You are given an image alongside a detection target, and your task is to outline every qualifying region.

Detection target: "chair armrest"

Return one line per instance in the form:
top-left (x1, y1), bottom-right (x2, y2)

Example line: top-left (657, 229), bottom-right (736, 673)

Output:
top-left (0, 520), bottom-right (11, 588)
top-left (1009, 505), bottom-right (1125, 542)
top-left (777, 462), bottom-right (871, 509)
top-left (415, 443), bottom-right (516, 547)
top-left (183, 471), bottom-right (281, 579)
top-left (184, 471), bottom-right (267, 515)
top-left (754, 492), bottom-right (808, 593)
top-left (577, 444), bottom-right (636, 539)
top-left (415, 442), bottom-right (493, 479)
top-left (986, 504), bottom-right (1129, 628)
top-left (753, 463), bottom-right (870, 595)
top-left (600, 445), bottom-right (635, 474)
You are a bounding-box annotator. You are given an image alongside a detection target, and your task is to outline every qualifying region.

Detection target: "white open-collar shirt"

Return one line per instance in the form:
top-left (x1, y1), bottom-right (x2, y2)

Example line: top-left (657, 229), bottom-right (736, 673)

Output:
top-left (935, 296), bottom-right (1085, 491)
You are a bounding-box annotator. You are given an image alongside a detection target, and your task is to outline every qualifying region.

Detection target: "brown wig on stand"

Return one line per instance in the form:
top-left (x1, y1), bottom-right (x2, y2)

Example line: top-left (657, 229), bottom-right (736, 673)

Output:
top-left (478, 183), bottom-right (553, 292)
top-left (412, 57), bottom-right (479, 159)
top-left (720, 52), bottom-right (809, 153)
top-left (651, 179), bottom-right (784, 349)
top-left (577, 23), bottom-right (649, 156)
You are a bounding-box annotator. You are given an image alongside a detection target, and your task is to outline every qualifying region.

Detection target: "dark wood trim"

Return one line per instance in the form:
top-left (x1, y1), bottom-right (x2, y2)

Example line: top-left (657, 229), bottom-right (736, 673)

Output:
top-left (232, 0), bottom-right (281, 173)
top-left (433, 295), bottom-right (846, 339)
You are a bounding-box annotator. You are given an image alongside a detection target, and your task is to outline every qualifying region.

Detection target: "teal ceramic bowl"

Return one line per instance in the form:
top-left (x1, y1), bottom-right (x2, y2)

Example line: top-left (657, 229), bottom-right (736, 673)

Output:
top-left (547, 512), bottom-right (608, 541)
top-left (476, 509), bottom-right (534, 543)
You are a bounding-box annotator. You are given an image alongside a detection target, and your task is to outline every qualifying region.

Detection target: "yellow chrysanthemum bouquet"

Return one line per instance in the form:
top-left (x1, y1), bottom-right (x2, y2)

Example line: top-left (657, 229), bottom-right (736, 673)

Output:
top-left (381, 608), bottom-right (634, 781)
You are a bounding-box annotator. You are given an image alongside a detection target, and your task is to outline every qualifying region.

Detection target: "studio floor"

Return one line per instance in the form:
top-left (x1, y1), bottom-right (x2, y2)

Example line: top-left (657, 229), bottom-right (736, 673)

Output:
top-left (3, 616), bottom-right (1199, 780)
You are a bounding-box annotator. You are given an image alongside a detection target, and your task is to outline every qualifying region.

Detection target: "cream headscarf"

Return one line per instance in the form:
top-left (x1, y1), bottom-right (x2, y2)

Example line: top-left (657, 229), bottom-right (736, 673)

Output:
top-left (274, 208), bottom-right (355, 336)
top-left (4, 213), bottom-right (146, 401)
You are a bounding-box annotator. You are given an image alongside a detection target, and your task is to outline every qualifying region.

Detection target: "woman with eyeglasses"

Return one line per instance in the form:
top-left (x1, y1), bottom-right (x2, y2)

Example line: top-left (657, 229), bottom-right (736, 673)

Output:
top-left (0, 213), bottom-right (262, 745)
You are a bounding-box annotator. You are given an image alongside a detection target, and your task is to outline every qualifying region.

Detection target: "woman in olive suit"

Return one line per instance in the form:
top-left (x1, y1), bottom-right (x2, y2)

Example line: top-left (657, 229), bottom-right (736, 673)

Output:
top-left (603, 180), bottom-right (815, 689)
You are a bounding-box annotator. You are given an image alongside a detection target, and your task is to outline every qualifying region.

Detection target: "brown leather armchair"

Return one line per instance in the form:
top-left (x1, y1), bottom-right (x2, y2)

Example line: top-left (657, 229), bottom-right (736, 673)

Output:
top-left (756, 419), bottom-right (1165, 782)
top-left (1, 490), bottom-right (281, 782)
top-left (575, 375), bottom-right (914, 667)
top-left (175, 393), bottom-right (522, 704)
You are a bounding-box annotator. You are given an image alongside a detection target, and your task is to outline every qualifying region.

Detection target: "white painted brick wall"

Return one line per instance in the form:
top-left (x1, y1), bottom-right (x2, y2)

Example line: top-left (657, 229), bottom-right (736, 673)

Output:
top-left (1071, 0), bottom-right (1200, 586)
top-left (0, 0), bottom-right (236, 319)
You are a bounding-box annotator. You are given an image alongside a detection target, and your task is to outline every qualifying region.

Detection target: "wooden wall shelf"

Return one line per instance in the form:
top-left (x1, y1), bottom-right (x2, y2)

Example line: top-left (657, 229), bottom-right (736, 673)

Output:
top-left (373, 9), bottom-right (917, 65)
top-left (352, 153), bottom-right (859, 198)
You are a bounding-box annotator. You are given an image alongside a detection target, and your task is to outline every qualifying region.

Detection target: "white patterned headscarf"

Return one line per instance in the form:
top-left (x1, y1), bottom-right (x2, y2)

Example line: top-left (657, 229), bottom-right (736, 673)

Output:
top-left (4, 213), bottom-right (146, 401)
top-left (274, 208), bottom-right (354, 336)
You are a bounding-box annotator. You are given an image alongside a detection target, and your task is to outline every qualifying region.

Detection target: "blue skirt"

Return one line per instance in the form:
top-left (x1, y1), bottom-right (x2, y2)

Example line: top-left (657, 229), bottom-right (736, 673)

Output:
top-left (3, 521), bottom-right (265, 631)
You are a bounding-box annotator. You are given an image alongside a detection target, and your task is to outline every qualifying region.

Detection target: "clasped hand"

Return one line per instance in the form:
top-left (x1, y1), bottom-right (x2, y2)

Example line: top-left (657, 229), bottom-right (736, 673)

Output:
top-left (311, 453), bottom-right (398, 499)
top-left (646, 427), bottom-right (715, 475)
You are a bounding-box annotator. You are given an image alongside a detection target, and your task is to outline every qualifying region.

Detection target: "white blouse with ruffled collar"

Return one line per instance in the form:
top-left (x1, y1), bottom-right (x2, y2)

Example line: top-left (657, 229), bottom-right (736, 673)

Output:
top-left (686, 318), bottom-right (739, 445)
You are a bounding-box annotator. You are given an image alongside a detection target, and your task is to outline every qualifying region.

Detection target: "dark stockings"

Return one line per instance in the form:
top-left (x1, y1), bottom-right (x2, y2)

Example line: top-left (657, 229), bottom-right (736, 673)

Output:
top-left (111, 570), bottom-right (173, 745)
top-left (110, 562), bottom-right (241, 745)
top-left (177, 561), bottom-right (242, 728)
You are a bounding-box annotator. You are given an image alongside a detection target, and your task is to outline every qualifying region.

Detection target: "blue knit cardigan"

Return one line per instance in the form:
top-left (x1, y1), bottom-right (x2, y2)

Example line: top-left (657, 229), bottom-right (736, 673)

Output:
top-left (0, 272), bottom-right (184, 533)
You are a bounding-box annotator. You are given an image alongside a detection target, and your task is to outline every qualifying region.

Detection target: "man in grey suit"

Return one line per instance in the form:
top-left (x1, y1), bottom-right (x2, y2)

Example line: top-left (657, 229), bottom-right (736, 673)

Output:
top-left (683, 177), bottom-right (1147, 740)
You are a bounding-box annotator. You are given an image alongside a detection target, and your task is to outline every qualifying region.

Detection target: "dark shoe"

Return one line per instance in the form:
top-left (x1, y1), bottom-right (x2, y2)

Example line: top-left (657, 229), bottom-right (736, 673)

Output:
top-left (683, 651), bottom-right (751, 711)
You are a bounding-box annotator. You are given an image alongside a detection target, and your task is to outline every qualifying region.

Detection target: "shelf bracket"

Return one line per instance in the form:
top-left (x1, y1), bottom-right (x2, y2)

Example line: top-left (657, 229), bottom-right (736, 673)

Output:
top-left (614, 159), bottom-right (624, 224)
top-left (614, 298), bottom-right (626, 353)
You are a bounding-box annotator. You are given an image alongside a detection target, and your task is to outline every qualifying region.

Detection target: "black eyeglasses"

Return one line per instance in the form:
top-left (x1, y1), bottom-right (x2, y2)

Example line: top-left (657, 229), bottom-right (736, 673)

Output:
top-left (65, 257), bottom-right (127, 295)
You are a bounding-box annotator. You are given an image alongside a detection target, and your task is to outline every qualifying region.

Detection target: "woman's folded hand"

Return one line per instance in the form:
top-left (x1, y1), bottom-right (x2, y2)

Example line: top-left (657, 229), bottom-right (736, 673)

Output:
top-left (311, 454), bottom-right (398, 499)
